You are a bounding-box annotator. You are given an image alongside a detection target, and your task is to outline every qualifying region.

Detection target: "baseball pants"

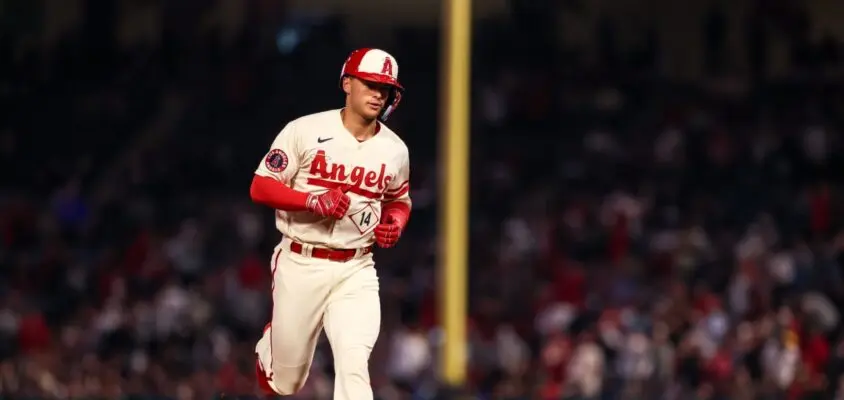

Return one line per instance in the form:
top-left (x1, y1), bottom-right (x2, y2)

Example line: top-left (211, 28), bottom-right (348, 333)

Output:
top-left (255, 238), bottom-right (381, 400)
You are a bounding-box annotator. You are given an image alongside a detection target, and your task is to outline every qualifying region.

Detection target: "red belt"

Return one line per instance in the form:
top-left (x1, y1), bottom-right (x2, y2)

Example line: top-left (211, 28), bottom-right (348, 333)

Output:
top-left (289, 241), bottom-right (372, 262)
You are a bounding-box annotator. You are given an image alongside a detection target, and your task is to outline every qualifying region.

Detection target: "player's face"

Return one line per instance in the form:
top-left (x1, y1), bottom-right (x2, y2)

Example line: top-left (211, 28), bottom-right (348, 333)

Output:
top-left (344, 77), bottom-right (391, 121)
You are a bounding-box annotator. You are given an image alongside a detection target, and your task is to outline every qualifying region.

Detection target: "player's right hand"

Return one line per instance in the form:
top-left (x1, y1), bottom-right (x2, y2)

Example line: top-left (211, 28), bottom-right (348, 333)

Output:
top-left (306, 186), bottom-right (351, 219)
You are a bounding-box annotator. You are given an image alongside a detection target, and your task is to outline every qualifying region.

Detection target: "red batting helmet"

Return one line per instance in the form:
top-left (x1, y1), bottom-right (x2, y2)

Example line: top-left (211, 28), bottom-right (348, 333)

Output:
top-left (340, 48), bottom-right (403, 121)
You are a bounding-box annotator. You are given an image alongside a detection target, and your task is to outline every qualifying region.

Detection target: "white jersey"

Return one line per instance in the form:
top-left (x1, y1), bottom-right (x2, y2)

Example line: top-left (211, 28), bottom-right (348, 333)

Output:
top-left (255, 109), bottom-right (412, 249)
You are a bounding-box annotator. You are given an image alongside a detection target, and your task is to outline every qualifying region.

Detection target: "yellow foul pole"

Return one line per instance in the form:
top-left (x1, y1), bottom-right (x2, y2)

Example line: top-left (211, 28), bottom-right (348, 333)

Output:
top-left (439, 0), bottom-right (471, 388)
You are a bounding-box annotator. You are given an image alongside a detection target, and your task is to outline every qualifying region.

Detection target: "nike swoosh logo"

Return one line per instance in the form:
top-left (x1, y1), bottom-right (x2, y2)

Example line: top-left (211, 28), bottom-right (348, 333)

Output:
top-left (317, 137), bottom-right (333, 143)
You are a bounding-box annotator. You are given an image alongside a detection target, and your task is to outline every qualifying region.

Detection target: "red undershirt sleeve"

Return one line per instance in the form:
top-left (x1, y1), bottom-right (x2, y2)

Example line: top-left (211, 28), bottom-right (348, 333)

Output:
top-left (382, 201), bottom-right (411, 229)
top-left (250, 175), bottom-right (310, 211)
top-left (382, 146), bottom-right (412, 229)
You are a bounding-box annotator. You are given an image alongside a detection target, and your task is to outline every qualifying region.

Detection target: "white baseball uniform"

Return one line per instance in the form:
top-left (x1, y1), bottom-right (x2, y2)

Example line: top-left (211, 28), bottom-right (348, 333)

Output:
top-left (253, 109), bottom-right (411, 400)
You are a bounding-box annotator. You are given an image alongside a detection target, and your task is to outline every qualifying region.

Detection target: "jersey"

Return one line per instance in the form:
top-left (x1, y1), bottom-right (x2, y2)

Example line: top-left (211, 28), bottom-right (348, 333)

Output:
top-left (255, 109), bottom-right (412, 249)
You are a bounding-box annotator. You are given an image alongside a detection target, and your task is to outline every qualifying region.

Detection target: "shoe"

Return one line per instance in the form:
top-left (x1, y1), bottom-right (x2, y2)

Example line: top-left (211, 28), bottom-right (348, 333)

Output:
top-left (255, 323), bottom-right (277, 395)
top-left (256, 359), bottom-right (278, 395)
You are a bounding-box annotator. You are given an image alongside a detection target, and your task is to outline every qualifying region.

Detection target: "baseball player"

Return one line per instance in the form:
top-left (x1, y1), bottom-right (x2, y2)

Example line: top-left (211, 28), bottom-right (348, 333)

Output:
top-left (250, 48), bottom-right (411, 400)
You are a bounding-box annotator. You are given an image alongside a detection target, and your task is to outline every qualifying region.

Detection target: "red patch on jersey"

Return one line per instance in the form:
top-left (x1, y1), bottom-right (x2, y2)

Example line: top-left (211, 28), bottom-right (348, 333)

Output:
top-left (265, 149), bottom-right (288, 173)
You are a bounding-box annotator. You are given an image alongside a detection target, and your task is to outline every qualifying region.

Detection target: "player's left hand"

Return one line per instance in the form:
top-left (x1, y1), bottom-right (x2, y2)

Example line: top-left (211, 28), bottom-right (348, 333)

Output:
top-left (374, 215), bottom-right (402, 248)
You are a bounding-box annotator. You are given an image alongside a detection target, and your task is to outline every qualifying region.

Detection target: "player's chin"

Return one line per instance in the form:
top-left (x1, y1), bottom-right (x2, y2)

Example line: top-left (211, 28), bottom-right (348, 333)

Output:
top-left (361, 105), bottom-right (382, 120)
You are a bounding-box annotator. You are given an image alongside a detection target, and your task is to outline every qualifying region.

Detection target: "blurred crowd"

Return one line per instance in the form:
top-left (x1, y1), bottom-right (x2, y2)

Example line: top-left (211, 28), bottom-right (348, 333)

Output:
top-left (3, 0), bottom-right (844, 399)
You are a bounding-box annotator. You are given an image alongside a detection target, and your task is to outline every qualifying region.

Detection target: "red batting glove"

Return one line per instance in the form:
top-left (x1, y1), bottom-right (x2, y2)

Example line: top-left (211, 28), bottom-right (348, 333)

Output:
top-left (374, 215), bottom-right (403, 248)
top-left (306, 187), bottom-right (351, 219)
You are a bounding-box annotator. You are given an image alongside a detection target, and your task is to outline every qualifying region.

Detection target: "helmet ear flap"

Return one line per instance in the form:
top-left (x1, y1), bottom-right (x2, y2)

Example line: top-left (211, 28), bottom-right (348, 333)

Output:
top-left (379, 88), bottom-right (403, 122)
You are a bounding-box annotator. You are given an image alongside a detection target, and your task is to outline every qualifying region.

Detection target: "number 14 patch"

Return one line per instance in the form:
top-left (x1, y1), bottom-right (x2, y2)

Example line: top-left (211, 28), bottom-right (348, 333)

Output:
top-left (348, 204), bottom-right (379, 234)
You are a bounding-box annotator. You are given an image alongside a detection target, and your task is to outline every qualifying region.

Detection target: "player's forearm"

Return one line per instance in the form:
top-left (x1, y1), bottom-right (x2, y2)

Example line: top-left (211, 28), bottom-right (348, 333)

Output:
top-left (250, 175), bottom-right (310, 211)
top-left (382, 200), bottom-right (411, 229)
